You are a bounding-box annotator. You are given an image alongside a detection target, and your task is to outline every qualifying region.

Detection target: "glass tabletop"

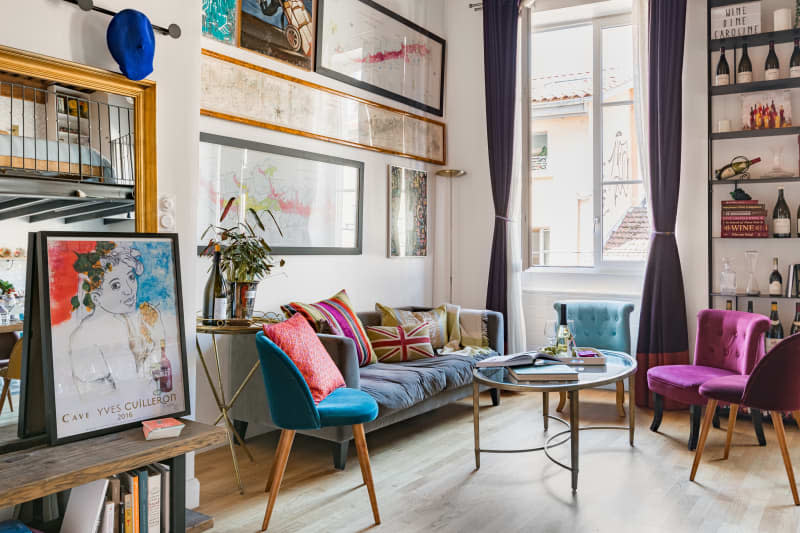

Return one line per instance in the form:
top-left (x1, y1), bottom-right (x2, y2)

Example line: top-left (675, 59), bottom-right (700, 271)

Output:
top-left (473, 350), bottom-right (637, 392)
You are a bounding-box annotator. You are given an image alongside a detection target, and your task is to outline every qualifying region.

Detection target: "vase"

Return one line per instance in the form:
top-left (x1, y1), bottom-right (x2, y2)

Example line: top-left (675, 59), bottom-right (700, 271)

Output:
top-left (227, 281), bottom-right (259, 320)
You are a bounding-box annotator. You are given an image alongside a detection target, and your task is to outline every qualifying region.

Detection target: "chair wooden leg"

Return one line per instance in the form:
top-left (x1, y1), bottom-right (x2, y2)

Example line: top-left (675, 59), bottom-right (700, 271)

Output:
top-left (261, 429), bottom-right (295, 531)
top-left (752, 409), bottom-right (767, 446)
top-left (265, 430), bottom-right (293, 493)
top-left (353, 423), bottom-right (380, 525)
top-left (557, 391), bottom-right (567, 412)
top-left (688, 405), bottom-right (703, 451)
top-left (723, 404), bottom-right (739, 460)
top-left (616, 381), bottom-right (626, 417)
top-left (650, 393), bottom-right (664, 432)
top-left (690, 399), bottom-right (718, 481)
top-left (792, 411), bottom-right (800, 429)
top-left (0, 378), bottom-right (10, 414)
top-left (771, 412), bottom-right (799, 506)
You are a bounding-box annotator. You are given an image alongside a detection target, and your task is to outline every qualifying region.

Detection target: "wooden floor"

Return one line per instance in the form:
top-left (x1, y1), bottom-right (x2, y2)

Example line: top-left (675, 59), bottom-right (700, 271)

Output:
top-left (196, 389), bottom-right (800, 532)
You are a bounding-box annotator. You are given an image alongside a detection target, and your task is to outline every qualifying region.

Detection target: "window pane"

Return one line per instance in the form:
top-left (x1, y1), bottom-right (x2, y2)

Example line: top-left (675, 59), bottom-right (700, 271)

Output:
top-left (602, 182), bottom-right (648, 261)
top-left (602, 103), bottom-right (639, 182)
top-left (530, 24), bottom-right (594, 267)
top-left (602, 25), bottom-right (633, 103)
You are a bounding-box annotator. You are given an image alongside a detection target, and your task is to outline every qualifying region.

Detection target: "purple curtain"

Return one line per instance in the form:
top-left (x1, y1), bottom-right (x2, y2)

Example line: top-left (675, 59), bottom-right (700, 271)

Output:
top-left (483, 0), bottom-right (520, 348)
top-left (635, 0), bottom-right (690, 408)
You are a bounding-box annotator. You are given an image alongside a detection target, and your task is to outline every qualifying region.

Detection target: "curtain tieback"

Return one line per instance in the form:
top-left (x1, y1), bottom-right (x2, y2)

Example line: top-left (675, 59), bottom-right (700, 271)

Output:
top-left (653, 231), bottom-right (674, 235)
top-left (496, 215), bottom-right (513, 222)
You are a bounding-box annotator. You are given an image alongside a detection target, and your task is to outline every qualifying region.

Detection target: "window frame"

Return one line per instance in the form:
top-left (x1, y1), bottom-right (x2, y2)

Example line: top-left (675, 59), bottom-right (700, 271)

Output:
top-left (523, 9), bottom-right (645, 274)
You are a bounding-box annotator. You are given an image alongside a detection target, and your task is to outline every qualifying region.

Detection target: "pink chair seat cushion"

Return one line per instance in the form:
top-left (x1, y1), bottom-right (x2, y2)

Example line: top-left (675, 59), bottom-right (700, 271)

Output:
top-left (698, 374), bottom-right (748, 405)
top-left (647, 365), bottom-right (738, 406)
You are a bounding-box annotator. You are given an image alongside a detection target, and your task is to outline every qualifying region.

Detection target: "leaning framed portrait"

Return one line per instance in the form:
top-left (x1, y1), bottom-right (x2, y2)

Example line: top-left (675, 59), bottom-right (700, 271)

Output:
top-left (388, 165), bottom-right (428, 257)
top-left (35, 232), bottom-right (189, 444)
top-left (316, 0), bottom-right (446, 116)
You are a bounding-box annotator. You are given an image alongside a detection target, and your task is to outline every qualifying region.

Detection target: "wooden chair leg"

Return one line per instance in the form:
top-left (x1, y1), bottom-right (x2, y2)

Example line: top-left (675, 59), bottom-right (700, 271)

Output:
top-left (650, 393), bottom-right (664, 432)
top-left (265, 430), bottom-right (293, 493)
top-left (0, 378), bottom-right (9, 414)
top-left (557, 391), bottom-right (567, 412)
top-left (261, 429), bottom-right (295, 531)
top-left (688, 405), bottom-right (703, 451)
top-left (616, 381), bottom-right (626, 417)
top-left (690, 399), bottom-right (718, 481)
top-left (723, 404), bottom-right (739, 460)
top-left (792, 411), bottom-right (800, 429)
top-left (752, 409), bottom-right (767, 446)
top-left (771, 412), bottom-right (799, 506)
top-left (353, 423), bottom-right (380, 525)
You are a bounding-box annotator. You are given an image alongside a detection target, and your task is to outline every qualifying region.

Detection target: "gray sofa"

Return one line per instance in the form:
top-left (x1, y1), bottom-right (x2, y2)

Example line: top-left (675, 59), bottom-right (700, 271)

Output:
top-left (229, 307), bottom-right (504, 469)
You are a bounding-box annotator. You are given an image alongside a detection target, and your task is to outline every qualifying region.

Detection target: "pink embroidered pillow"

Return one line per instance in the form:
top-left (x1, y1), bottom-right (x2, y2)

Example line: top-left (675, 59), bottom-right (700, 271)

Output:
top-left (263, 314), bottom-right (345, 404)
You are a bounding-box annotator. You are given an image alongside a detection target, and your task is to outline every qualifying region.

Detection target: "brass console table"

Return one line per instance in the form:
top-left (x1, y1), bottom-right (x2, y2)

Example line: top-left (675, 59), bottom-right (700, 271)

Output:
top-left (195, 322), bottom-right (264, 494)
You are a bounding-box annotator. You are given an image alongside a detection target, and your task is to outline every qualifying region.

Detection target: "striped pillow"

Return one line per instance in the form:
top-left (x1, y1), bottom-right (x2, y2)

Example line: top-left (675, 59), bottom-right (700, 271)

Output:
top-left (366, 324), bottom-right (435, 363)
top-left (286, 290), bottom-right (376, 366)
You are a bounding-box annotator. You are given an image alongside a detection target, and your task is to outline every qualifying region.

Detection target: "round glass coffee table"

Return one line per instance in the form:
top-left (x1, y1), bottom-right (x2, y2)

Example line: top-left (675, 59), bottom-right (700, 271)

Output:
top-left (472, 350), bottom-right (637, 492)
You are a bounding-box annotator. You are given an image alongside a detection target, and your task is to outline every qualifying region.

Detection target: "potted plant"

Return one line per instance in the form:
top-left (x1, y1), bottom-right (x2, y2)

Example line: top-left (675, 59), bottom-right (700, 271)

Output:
top-left (202, 197), bottom-right (285, 320)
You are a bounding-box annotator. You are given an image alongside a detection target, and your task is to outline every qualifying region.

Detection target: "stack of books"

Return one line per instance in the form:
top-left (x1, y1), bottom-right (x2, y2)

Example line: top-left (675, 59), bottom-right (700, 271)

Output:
top-left (60, 463), bottom-right (171, 533)
top-left (721, 200), bottom-right (768, 238)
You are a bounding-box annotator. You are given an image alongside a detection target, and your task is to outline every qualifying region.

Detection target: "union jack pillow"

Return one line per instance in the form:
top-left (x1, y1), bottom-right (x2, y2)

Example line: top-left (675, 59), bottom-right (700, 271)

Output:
top-left (366, 323), bottom-right (436, 363)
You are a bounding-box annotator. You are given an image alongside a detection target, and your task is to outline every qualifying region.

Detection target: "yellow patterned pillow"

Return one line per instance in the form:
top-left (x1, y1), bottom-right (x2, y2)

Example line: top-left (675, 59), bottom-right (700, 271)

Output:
top-left (375, 303), bottom-right (448, 348)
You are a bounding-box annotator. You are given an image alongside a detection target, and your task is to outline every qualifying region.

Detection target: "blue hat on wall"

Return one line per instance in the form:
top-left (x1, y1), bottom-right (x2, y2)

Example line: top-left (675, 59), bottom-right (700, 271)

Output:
top-left (106, 9), bottom-right (155, 81)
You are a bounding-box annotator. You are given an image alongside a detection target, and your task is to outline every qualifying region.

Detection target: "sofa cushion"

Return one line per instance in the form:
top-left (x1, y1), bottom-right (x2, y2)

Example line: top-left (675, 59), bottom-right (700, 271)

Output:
top-left (376, 303), bottom-right (449, 348)
top-left (366, 324), bottom-right (436, 363)
top-left (359, 362), bottom-right (447, 410)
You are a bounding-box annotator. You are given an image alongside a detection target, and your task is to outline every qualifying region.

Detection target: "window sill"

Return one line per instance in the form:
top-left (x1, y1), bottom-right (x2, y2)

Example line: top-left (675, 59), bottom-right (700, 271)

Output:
top-left (524, 263), bottom-right (646, 276)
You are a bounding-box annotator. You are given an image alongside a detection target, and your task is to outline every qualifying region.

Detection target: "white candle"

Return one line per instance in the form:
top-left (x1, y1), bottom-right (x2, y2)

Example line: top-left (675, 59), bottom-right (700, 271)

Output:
top-left (718, 119), bottom-right (732, 133)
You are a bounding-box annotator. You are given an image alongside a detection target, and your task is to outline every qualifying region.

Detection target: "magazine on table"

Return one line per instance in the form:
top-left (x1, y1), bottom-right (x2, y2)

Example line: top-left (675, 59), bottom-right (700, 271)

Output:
top-left (476, 351), bottom-right (561, 368)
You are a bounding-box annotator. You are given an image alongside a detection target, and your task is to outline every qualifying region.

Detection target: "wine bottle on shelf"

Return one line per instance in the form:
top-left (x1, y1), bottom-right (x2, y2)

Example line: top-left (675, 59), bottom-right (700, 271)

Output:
top-left (765, 40), bottom-right (780, 81)
top-left (769, 257), bottom-right (784, 296)
top-left (725, 300), bottom-right (733, 310)
top-left (202, 244), bottom-right (229, 326)
top-left (714, 157), bottom-right (761, 180)
top-left (766, 301), bottom-right (784, 351)
top-left (716, 46), bottom-right (730, 86)
top-left (773, 187), bottom-right (792, 238)
top-left (791, 39), bottom-right (800, 78)
top-left (737, 44), bottom-right (753, 83)
top-left (791, 303), bottom-right (800, 335)
top-left (747, 300), bottom-right (754, 313)
top-left (556, 304), bottom-right (572, 355)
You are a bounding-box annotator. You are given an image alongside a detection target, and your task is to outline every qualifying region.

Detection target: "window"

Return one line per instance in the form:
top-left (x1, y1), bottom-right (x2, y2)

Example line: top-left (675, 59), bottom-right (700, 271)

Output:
top-left (525, 4), bottom-right (648, 269)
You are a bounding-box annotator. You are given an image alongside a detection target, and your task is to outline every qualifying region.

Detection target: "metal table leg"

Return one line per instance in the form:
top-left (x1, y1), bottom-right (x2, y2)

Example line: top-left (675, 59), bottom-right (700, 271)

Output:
top-left (213, 360), bottom-right (261, 426)
top-left (543, 391), bottom-right (549, 431)
top-left (569, 389), bottom-right (579, 492)
top-left (628, 375), bottom-right (636, 446)
top-left (473, 381), bottom-right (480, 469)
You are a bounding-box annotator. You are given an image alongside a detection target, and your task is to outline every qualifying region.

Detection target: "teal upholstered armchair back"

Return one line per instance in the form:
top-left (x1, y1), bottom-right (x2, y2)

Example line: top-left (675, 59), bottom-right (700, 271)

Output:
top-left (255, 331), bottom-right (322, 430)
top-left (552, 300), bottom-right (634, 354)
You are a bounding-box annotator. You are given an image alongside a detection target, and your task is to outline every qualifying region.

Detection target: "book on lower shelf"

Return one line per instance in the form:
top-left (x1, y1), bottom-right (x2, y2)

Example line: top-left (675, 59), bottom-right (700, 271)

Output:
top-left (509, 364), bottom-right (578, 382)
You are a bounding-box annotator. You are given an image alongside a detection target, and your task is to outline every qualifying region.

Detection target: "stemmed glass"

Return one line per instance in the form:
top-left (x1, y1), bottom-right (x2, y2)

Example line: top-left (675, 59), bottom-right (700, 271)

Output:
top-left (543, 319), bottom-right (557, 347)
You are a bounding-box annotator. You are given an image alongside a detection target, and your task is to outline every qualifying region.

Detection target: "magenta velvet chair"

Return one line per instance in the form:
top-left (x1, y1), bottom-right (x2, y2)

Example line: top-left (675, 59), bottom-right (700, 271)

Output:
top-left (647, 309), bottom-right (769, 450)
top-left (691, 333), bottom-right (800, 505)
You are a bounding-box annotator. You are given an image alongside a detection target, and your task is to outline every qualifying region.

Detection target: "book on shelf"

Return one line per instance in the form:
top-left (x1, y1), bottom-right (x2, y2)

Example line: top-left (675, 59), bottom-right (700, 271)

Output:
top-left (122, 489), bottom-right (134, 533)
top-left (137, 468), bottom-right (148, 533)
top-left (120, 471), bottom-right (139, 533)
top-left (509, 364), bottom-right (578, 382)
top-left (153, 463), bottom-right (171, 533)
top-left (146, 466), bottom-right (161, 533)
top-left (557, 347), bottom-right (607, 366)
top-left (60, 478), bottom-right (109, 533)
top-left (143, 418), bottom-right (185, 440)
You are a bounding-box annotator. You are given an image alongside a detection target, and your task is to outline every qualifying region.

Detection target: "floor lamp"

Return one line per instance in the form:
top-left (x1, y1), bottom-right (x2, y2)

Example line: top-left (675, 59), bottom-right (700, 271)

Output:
top-left (435, 168), bottom-right (466, 302)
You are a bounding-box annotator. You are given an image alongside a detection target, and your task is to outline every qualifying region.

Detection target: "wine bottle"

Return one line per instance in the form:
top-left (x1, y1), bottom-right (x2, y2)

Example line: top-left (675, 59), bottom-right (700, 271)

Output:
top-left (769, 257), bottom-right (783, 296)
top-left (202, 244), bottom-right (229, 325)
top-left (747, 300), bottom-right (754, 313)
top-left (791, 302), bottom-right (800, 335)
top-left (765, 40), bottom-right (780, 81)
top-left (791, 39), bottom-right (800, 78)
top-left (716, 46), bottom-right (730, 86)
top-left (766, 301), bottom-right (784, 351)
top-left (714, 157), bottom-right (761, 180)
top-left (738, 44), bottom-right (753, 83)
top-left (773, 187), bottom-right (792, 238)
top-left (158, 340), bottom-right (173, 393)
top-left (725, 300), bottom-right (733, 310)
top-left (556, 303), bottom-right (572, 354)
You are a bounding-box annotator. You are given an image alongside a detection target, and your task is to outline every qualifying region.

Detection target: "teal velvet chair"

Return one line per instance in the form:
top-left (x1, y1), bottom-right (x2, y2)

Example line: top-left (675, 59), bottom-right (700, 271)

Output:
top-left (552, 300), bottom-right (635, 416)
top-left (255, 332), bottom-right (381, 531)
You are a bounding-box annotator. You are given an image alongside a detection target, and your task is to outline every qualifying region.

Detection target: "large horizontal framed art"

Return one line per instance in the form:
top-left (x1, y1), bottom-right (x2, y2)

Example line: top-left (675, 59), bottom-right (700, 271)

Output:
top-left (240, 0), bottom-right (315, 70)
top-left (316, 0), bottom-right (445, 116)
top-left (199, 133), bottom-right (364, 255)
top-left (388, 165), bottom-right (428, 257)
top-left (200, 49), bottom-right (446, 165)
top-left (36, 232), bottom-right (189, 444)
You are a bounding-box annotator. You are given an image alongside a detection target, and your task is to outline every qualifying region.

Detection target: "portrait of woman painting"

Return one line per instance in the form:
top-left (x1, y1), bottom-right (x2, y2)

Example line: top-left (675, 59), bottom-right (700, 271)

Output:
top-left (37, 232), bottom-right (189, 443)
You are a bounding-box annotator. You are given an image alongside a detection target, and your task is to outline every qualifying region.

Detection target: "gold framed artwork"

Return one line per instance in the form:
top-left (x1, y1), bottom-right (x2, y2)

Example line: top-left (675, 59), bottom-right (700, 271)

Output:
top-left (200, 49), bottom-right (446, 165)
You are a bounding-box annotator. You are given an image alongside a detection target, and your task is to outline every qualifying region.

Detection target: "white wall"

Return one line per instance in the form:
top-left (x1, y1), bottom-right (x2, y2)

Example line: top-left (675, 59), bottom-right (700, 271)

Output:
top-left (0, 0), bottom-right (202, 506)
top-left (194, 1), bottom-right (446, 426)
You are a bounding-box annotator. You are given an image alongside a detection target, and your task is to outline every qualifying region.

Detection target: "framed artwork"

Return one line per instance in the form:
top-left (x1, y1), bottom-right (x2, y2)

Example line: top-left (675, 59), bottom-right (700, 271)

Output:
top-left (240, 0), bottom-right (315, 70)
top-left (36, 232), bottom-right (189, 444)
top-left (741, 90), bottom-right (792, 130)
top-left (388, 165), bottom-right (427, 257)
top-left (200, 49), bottom-right (446, 165)
top-left (203, 0), bottom-right (240, 44)
top-left (198, 132), bottom-right (363, 255)
top-left (316, 0), bottom-right (445, 116)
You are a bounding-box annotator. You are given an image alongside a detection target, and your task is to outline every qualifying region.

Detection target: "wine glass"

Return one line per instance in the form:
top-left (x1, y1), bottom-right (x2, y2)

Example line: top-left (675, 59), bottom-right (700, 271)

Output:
top-left (543, 319), bottom-right (557, 347)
